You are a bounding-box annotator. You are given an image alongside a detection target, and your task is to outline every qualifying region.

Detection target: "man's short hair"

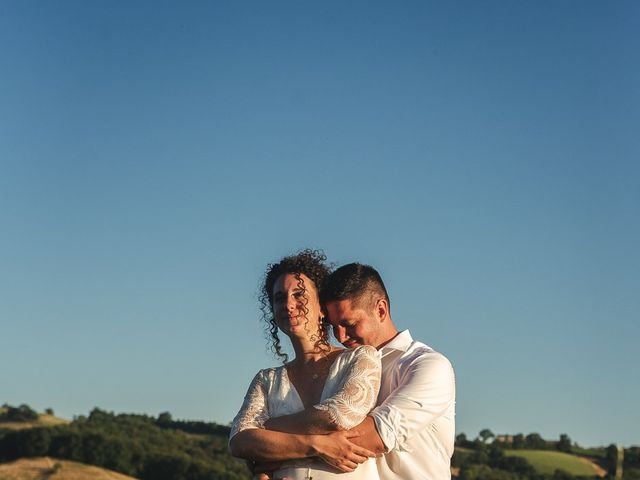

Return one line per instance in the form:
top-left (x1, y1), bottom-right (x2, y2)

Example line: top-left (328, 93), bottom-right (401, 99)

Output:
top-left (321, 263), bottom-right (390, 310)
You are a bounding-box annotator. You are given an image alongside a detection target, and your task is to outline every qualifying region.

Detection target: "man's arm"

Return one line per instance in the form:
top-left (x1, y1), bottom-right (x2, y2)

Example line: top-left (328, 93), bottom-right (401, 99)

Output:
top-left (229, 428), bottom-right (376, 473)
top-left (229, 429), bottom-right (315, 460)
top-left (370, 351), bottom-right (455, 453)
top-left (347, 416), bottom-right (387, 455)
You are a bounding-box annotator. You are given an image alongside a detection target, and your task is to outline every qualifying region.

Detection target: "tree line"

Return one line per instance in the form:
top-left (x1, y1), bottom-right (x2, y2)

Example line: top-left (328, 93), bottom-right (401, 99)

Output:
top-left (0, 403), bottom-right (40, 422)
top-left (2, 404), bottom-right (638, 480)
top-left (0, 406), bottom-right (250, 480)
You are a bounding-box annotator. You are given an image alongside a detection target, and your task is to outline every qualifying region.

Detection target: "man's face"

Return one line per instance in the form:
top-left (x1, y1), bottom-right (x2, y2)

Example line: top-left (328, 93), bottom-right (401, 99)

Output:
top-left (324, 298), bottom-right (382, 348)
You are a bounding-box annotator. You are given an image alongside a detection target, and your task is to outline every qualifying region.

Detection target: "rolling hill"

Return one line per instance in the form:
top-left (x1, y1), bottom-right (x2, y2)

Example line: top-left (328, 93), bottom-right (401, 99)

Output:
top-left (0, 407), bottom-right (70, 432)
top-left (0, 456), bottom-right (138, 480)
top-left (504, 449), bottom-right (607, 477)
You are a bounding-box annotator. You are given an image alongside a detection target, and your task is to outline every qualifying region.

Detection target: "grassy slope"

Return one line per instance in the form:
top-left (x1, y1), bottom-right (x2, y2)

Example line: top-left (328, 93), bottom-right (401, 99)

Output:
top-left (505, 449), bottom-right (606, 477)
top-left (0, 412), bottom-right (70, 431)
top-left (0, 457), bottom-right (138, 480)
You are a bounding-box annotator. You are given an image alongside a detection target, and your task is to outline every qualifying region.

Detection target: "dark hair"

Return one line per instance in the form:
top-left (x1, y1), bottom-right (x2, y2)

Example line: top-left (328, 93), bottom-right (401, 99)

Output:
top-left (321, 262), bottom-right (390, 310)
top-left (259, 249), bottom-right (332, 363)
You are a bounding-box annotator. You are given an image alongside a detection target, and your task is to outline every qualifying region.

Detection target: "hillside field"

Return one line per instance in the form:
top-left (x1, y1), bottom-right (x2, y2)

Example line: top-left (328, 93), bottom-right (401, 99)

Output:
top-left (0, 457), bottom-right (138, 480)
top-left (0, 413), bottom-right (70, 432)
top-left (505, 449), bottom-right (606, 477)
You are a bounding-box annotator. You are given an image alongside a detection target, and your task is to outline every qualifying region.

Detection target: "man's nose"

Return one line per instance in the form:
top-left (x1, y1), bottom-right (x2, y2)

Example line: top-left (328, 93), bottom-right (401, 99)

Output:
top-left (334, 325), bottom-right (347, 343)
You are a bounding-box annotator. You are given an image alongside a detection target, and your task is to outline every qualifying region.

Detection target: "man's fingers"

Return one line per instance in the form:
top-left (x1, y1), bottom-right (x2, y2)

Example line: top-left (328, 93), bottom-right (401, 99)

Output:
top-left (347, 451), bottom-right (369, 464)
top-left (335, 460), bottom-right (358, 472)
top-left (353, 445), bottom-right (376, 459)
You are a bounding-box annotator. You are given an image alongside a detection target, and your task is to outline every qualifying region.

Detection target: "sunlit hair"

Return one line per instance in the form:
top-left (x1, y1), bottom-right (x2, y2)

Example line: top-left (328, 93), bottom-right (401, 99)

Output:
top-left (321, 262), bottom-right (390, 311)
top-left (259, 249), bottom-right (332, 363)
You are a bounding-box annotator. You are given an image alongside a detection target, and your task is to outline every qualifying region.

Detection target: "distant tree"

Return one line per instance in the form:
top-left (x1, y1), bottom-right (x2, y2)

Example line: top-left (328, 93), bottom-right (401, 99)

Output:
top-left (45, 408), bottom-right (54, 415)
top-left (142, 453), bottom-right (190, 480)
top-left (479, 428), bottom-right (495, 444)
top-left (5, 404), bottom-right (38, 422)
top-left (557, 434), bottom-right (571, 452)
top-left (525, 432), bottom-right (545, 449)
top-left (456, 433), bottom-right (468, 446)
top-left (157, 411), bottom-right (172, 426)
top-left (512, 433), bottom-right (524, 449)
top-left (49, 432), bottom-right (83, 461)
top-left (88, 407), bottom-right (111, 421)
top-left (497, 454), bottom-right (536, 475)
top-left (468, 441), bottom-right (489, 465)
top-left (18, 428), bottom-right (51, 457)
top-left (606, 443), bottom-right (619, 475)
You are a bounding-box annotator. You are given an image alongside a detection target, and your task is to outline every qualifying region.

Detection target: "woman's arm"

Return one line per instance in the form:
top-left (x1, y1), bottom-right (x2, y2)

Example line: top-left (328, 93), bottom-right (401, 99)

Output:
top-left (227, 370), bottom-right (360, 463)
top-left (229, 359), bottom-right (379, 472)
top-left (265, 345), bottom-right (381, 434)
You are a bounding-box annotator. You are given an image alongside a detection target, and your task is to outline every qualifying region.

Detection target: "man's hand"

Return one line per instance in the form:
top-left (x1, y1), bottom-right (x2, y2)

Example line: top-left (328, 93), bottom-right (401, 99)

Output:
top-left (311, 430), bottom-right (377, 473)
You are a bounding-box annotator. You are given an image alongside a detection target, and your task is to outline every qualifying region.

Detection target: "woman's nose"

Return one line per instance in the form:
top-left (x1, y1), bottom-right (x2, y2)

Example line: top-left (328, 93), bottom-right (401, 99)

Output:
top-left (286, 297), bottom-right (297, 312)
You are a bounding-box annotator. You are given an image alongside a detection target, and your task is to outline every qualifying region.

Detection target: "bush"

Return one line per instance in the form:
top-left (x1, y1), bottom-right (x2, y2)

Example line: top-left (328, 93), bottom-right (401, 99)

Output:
top-left (1, 404), bottom-right (39, 422)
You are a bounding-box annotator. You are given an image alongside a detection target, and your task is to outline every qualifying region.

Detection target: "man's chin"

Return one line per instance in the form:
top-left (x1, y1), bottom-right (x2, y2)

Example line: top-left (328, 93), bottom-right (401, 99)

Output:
top-left (342, 341), bottom-right (361, 349)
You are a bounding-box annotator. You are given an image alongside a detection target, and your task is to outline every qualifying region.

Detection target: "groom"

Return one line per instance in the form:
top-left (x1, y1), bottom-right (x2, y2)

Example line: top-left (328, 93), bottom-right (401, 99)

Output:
top-left (247, 262), bottom-right (456, 480)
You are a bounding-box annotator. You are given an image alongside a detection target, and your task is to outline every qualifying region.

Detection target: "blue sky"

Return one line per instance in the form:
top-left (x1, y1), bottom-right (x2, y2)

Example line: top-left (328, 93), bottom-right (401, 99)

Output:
top-left (1, 1), bottom-right (638, 447)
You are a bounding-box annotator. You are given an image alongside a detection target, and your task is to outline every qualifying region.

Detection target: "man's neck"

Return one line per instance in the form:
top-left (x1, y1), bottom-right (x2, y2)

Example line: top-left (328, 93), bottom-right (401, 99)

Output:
top-left (374, 318), bottom-right (400, 349)
top-left (376, 329), bottom-right (401, 350)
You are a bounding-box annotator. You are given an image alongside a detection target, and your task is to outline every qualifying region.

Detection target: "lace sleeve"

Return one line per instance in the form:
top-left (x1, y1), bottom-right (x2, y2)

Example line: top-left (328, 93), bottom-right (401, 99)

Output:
top-left (229, 370), bottom-right (270, 440)
top-left (313, 345), bottom-right (381, 430)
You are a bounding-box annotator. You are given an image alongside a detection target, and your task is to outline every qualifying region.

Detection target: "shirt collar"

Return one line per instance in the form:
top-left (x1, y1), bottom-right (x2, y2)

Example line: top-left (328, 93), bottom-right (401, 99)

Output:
top-left (379, 329), bottom-right (413, 353)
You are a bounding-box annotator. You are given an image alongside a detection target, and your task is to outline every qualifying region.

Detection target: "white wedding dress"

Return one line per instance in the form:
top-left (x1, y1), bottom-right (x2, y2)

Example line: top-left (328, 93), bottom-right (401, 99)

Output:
top-left (230, 345), bottom-right (381, 480)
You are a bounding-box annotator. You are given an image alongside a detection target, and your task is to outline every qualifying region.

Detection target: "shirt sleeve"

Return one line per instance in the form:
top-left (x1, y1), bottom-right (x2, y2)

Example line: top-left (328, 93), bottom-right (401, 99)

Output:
top-left (229, 369), bottom-right (270, 440)
top-left (371, 351), bottom-right (455, 453)
top-left (313, 345), bottom-right (382, 430)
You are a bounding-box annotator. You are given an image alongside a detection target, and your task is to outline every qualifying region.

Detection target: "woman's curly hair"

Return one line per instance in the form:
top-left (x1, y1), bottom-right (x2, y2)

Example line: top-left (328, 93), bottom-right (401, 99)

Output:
top-left (259, 249), bottom-right (332, 363)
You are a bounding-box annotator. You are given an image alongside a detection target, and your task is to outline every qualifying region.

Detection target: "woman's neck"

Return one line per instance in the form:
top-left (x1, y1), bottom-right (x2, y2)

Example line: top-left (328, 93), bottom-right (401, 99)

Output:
top-left (290, 336), bottom-right (334, 364)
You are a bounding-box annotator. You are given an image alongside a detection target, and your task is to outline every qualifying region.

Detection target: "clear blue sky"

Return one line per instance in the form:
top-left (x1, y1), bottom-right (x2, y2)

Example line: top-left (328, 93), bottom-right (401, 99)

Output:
top-left (1, 1), bottom-right (638, 447)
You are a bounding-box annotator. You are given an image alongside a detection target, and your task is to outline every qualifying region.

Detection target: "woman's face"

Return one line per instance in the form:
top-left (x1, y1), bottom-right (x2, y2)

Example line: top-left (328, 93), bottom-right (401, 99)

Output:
top-left (271, 273), bottom-right (322, 339)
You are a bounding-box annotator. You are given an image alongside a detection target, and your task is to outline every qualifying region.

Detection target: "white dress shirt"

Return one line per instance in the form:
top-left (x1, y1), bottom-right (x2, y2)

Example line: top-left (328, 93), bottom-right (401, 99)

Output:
top-left (371, 330), bottom-right (456, 480)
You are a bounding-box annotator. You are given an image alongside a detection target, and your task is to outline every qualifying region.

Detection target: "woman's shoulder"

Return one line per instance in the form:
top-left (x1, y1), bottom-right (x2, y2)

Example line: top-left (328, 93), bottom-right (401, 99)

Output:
top-left (252, 364), bottom-right (286, 381)
top-left (335, 344), bottom-right (380, 364)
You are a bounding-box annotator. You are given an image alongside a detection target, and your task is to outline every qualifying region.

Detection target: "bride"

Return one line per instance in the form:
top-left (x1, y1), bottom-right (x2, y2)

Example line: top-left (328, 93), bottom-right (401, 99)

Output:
top-left (229, 250), bottom-right (381, 480)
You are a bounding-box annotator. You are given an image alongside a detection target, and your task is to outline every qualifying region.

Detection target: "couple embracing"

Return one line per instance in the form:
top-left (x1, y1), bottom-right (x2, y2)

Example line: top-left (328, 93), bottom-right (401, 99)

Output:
top-left (229, 250), bottom-right (455, 480)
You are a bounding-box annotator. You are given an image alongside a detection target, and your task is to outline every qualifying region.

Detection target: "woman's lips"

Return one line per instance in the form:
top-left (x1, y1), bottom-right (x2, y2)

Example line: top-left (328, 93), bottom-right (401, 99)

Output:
top-left (284, 315), bottom-right (301, 326)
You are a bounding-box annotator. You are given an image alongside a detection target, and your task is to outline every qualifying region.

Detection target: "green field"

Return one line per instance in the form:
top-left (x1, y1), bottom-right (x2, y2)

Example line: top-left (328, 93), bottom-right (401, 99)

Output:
top-left (505, 449), bottom-right (605, 477)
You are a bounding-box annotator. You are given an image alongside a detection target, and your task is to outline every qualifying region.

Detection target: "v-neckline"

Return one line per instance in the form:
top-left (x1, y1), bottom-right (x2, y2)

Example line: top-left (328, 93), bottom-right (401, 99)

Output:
top-left (283, 350), bottom-right (344, 409)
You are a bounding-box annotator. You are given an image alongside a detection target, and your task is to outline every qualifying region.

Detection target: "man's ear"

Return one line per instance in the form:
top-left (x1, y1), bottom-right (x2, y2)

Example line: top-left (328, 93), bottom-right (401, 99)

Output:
top-left (375, 297), bottom-right (389, 323)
